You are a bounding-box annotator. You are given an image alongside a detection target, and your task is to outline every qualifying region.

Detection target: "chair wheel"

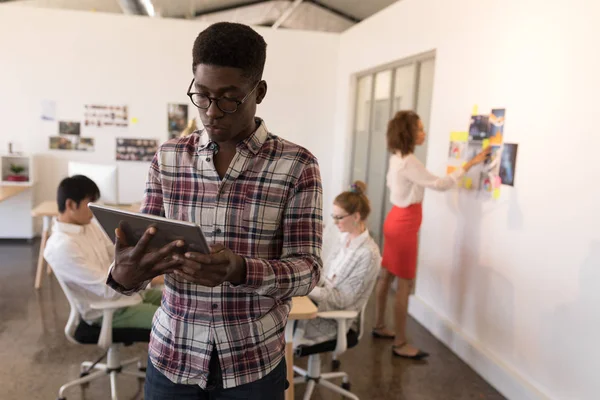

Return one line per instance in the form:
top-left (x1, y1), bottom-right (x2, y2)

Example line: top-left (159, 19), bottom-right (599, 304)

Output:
top-left (331, 359), bottom-right (341, 370)
top-left (341, 382), bottom-right (351, 391)
top-left (57, 397), bottom-right (66, 400)
top-left (79, 371), bottom-right (89, 378)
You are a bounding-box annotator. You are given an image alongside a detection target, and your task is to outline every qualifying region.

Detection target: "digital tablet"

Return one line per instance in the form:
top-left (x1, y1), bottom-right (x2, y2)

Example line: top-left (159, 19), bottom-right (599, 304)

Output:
top-left (89, 203), bottom-right (210, 254)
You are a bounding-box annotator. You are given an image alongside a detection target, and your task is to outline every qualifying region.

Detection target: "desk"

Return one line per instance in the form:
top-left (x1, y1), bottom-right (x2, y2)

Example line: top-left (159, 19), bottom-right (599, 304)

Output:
top-left (0, 185), bottom-right (29, 202)
top-left (286, 296), bottom-right (318, 400)
top-left (31, 201), bottom-right (141, 289)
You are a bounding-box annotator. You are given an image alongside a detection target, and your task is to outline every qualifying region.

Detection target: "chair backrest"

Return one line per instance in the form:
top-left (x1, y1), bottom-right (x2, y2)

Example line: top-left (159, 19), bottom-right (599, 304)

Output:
top-left (321, 222), bottom-right (341, 264)
top-left (51, 267), bottom-right (83, 345)
top-left (356, 302), bottom-right (368, 341)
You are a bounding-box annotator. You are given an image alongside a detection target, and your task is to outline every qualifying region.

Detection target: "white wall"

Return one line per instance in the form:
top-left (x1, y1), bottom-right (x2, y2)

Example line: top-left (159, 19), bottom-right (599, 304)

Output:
top-left (334, 0), bottom-right (600, 399)
top-left (0, 5), bottom-right (339, 222)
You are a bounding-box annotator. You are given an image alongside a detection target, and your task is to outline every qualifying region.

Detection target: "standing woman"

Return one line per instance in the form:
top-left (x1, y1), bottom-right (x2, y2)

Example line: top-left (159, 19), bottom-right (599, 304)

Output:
top-left (373, 110), bottom-right (489, 359)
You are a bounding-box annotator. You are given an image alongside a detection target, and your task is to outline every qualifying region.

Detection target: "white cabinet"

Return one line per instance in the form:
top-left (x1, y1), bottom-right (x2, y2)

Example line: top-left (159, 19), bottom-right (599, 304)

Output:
top-left (0, 154), bottom-right (35, 239)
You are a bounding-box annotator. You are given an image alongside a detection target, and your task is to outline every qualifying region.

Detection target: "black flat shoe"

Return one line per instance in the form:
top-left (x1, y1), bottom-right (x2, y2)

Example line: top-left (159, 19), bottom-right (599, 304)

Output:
top-left (372, 328), bottom-right (395, 339)
top-left (392, 343), bottom-right (429, 360)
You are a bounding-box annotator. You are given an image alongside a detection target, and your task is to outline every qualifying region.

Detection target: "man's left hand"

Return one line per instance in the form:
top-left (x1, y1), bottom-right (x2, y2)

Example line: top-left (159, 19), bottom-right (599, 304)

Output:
top-left (173, 244), bottom-right (247, 287)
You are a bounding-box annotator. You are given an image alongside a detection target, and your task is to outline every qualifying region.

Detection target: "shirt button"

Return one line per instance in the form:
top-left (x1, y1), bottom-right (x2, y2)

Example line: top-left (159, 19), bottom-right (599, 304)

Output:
top-left (206, 157), bottom-right (211, 162)
top-left (214, 228), bottom-right (222, 234)
top-left (212, 304), bottom-right (218, 309)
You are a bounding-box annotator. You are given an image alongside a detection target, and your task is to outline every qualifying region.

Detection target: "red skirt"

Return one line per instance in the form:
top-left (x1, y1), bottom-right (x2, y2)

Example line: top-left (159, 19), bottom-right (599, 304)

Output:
top-left (381, 203), bottom-right (423, 280)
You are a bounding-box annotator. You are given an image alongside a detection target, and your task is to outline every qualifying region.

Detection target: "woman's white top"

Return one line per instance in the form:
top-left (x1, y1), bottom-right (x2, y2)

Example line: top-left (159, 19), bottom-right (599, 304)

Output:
top-left (387, 153), bottom-right (465, 208)
top-left (293, 229), bottom-right (381, 347)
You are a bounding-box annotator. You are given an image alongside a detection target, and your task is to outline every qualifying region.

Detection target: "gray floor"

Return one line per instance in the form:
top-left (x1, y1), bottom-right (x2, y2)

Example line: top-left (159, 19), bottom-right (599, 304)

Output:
top-left (0, 239), bottom-right (506, 400)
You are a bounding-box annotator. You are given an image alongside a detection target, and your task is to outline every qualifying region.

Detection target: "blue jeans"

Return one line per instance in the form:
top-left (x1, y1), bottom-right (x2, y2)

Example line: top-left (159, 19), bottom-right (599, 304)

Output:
top-left (144, 352), bottom-right (288, 400)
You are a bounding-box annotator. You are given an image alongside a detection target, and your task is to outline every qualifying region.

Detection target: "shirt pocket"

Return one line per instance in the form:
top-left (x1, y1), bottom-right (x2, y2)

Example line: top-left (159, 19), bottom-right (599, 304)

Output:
top-left (242, 189), bottom-right (283, 235)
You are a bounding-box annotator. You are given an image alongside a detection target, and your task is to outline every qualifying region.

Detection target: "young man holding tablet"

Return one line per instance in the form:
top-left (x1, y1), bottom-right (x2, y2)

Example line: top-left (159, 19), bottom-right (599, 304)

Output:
top-left (107, 22), bottom-right (323, 399)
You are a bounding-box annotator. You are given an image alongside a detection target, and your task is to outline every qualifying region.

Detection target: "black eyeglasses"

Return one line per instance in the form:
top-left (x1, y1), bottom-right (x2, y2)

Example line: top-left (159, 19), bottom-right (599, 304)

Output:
top-left (331, 214), bottom-right (350, 221)
top-left (187, 79), bottom-right (260, 114)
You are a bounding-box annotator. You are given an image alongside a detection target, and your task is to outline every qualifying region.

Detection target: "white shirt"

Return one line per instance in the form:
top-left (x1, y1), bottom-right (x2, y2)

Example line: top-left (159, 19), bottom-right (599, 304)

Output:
top-left (44, 219), bottom-right (124, 322)
top-left (387, 153), bottom-right (465, 208)
top-left (293, 229), bottom-right (381, 347)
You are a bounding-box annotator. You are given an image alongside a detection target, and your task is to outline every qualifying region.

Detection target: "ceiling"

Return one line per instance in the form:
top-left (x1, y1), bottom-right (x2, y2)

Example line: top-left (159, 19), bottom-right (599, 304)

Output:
top-left (0, 0), bottom-right (398, 32)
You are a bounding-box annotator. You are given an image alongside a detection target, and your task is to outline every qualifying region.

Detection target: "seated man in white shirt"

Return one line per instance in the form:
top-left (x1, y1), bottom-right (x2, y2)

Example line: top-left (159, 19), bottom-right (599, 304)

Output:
top-left (44, 175), bottom-right (161, 329)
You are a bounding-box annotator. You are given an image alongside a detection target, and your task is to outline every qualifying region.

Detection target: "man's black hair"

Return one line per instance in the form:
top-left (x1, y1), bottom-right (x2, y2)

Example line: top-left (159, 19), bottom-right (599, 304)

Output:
top-left (192, 22), bottom-right (267, 81)
top-left (57, 175), bottom-right (100, 213)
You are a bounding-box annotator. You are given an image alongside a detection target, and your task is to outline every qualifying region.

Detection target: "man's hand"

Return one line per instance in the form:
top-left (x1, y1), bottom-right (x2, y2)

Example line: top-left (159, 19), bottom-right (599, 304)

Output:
top-left (174, 244), bottom-right (247, 287)
top-left (112, 222), bottom-right (185, 290)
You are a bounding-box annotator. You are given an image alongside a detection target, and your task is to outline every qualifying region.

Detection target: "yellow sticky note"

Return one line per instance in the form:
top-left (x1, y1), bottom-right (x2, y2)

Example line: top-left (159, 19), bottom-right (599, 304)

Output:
top-left (465, 177), bottom-right (473, 189)
top-left (492, 188), bottom-right (501, 199)
top-left (482, 139), bottom-right (490, 149)
top-left (472, 105), bottom-right (478, 115)
top-left (131, 117), bottom-right (139, 124)
top-left (450, 131), bottom-right (469, 142)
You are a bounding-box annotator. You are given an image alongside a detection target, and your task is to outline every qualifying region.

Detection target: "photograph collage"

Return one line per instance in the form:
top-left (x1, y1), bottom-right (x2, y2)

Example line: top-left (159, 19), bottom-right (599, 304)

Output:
top-left (447, 108), bottom-right (518, 199)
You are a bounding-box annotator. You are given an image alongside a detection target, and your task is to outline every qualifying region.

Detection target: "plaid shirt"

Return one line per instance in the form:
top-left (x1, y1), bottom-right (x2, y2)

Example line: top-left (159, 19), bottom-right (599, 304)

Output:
top-left (135, 119), bottom-right (322, 388)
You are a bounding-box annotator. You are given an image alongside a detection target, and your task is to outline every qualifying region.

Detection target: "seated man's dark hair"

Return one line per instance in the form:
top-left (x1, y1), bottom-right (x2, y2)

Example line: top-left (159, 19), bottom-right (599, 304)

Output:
top-left (192, 22), bottom-right (267, 81)
top-left (57, 175), bottom-right (100, 213)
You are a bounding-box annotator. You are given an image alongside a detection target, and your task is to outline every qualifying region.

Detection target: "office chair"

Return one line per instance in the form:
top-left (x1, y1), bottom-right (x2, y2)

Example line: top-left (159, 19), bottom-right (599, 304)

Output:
top-left (293, 304), bottom-right (367, 400)
top-left (53, 272), bottom-right (151, 400)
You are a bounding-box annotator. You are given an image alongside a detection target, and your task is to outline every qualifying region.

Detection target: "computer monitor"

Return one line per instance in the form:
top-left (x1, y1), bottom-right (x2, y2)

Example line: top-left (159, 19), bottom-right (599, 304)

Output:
top-left (68, 162), bottom-right (119, 205)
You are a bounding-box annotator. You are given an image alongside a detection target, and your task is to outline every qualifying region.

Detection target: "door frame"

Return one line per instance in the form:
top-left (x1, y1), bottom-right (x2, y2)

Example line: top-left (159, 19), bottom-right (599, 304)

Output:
top-left (348, 50), bottom-right (437, 246)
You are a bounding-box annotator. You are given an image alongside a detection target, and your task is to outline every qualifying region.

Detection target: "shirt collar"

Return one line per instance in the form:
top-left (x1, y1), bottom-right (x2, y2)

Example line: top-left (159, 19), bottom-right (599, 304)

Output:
top-left (342, 229), bottom-right (371, 250)
top-left (197, 118), bottom-right (268, 156)
top-left (52, 218), bottom-right (86, 234)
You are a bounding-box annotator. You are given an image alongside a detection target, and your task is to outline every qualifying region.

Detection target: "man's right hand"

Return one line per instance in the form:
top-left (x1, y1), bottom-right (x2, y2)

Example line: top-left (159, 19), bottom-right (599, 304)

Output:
top-left (111, 222), bottom-right (185, 290)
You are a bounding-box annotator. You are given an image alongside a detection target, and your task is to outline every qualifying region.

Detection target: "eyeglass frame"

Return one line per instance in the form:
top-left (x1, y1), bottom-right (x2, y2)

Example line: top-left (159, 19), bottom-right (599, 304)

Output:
top-left (186, 79), bottom-right (261, 114)
top-left (331, 213), bottom-right (350, 221)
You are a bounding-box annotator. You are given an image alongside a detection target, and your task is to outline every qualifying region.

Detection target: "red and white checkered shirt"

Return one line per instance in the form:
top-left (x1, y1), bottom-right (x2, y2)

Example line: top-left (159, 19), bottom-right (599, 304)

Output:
top-left (139, 120), bottom-right (322, 388)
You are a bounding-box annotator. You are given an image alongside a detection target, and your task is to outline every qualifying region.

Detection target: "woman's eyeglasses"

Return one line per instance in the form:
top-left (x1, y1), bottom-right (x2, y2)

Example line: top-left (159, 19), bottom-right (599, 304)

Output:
top-left (331, 214), bottom-right (349, 221)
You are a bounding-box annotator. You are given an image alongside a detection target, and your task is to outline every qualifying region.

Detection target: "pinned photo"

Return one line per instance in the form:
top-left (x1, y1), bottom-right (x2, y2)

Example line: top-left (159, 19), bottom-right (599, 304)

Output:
top-left (116, 138), bottom-right (158, 162)
top-left (468, 115), bottom-right (490, 141)
top-left (168, 103), bottom-right (188, 139)
top-left (499, 143), bottom-right (518, 186)
top-left (59, 121), bottom-right (81, 136)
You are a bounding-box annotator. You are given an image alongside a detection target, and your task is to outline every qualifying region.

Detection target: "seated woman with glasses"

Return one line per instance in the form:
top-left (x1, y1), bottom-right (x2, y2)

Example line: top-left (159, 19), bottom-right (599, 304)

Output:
top-left (293, 181), bottom-right (381, 347)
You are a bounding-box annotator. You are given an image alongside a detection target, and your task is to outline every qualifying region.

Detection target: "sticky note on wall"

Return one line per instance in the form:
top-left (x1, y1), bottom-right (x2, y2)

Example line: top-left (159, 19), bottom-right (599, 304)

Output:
top-left (464, 177), bottom-right (473, 189)
top-left (482, 139), bottom-right (490, 149)
top-left (472, 105), bottom-right (478, 115)
top-left (450, 132), bottom-right (469, 142)
top-left (492, 188), bottom-right (501, 199)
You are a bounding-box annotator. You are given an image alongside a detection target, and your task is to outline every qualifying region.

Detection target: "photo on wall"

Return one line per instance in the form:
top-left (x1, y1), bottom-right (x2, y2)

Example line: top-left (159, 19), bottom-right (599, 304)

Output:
top-left (84, 104), bottom-right (129, 128)
top-left (116, 138), bottom-right (158, 162)
top-left (49, 136), bottom-right (94, 151)
top-left (168, 103), bottom-right (188, 139)
top-left (448, 141), bottom-right (467, 160)
top-left (49, 136), bottom-right (76, 150)
top-left (469, 115), bottom-right (490, 141)
top-left (499, 143), bottom-right (518, 186)
top-left (77, 138), bottom-right (95, 152)
top-left (489, 108), bottom-right (505, 145)
top-left (59, 121), bottom-right (81, 136)
top-left (41, 100), bottom-right (56, 121)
